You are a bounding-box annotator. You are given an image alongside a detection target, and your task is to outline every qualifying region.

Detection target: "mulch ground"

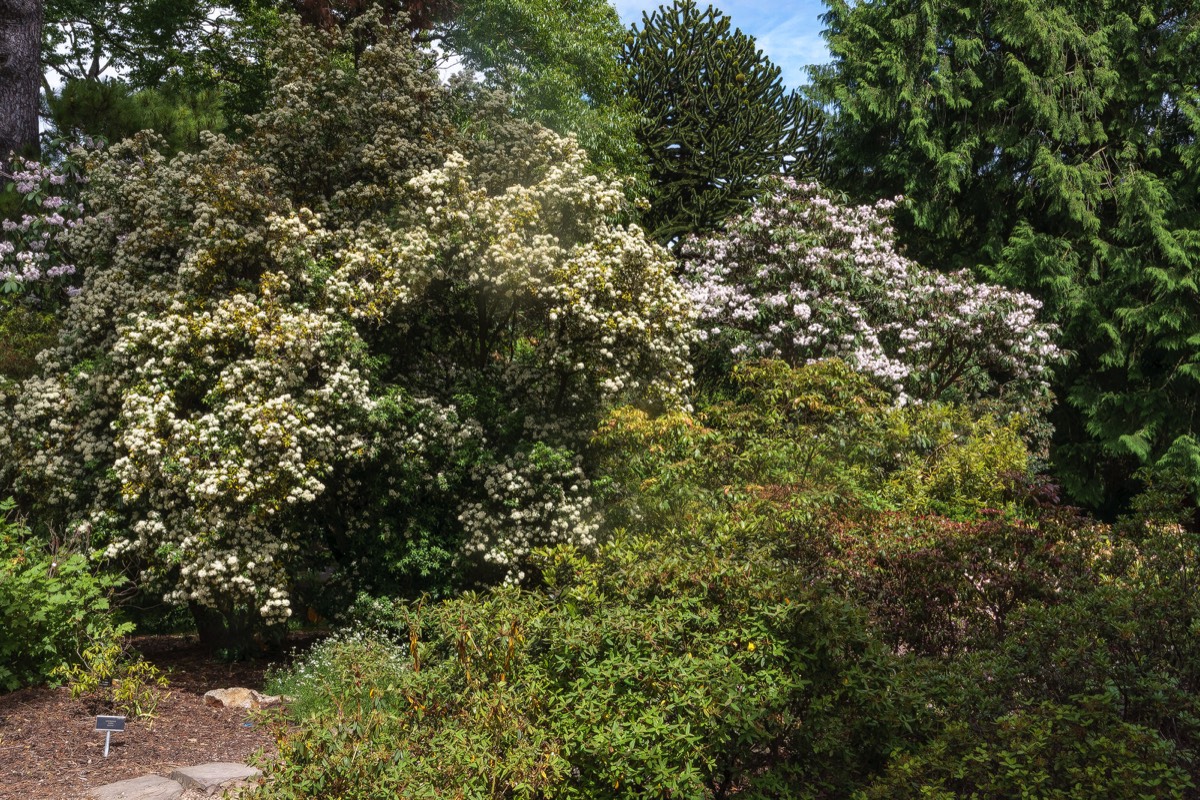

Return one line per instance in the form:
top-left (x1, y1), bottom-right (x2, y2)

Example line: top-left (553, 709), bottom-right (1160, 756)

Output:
top-left (0, 633), bottom-right (317, 800)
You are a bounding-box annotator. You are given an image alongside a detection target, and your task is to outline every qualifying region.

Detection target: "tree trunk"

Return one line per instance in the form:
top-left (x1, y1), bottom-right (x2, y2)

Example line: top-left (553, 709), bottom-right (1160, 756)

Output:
top-left (0, 0), bottom-right (42, 161)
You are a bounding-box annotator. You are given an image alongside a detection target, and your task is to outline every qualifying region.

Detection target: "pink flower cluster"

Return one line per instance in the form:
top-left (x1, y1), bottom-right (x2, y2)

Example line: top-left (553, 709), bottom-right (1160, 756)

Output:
top-left (1, 158), bottom-right (85, 296)
top-left (680, 179), bottom-right (1061, 410)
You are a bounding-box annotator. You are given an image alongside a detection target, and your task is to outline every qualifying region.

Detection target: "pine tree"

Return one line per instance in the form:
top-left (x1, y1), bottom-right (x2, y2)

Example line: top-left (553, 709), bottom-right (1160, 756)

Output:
top-left (809, 0), bottom-right (1200, 511)
top-left (624, 0), bottom-right (823, 244)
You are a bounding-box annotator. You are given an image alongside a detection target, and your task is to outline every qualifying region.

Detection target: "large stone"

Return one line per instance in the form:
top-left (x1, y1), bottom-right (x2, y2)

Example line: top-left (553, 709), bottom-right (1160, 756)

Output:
top-left (89, 774), bottom-right (184, 800)
top-left (202, 688), bottom-right (281, 710)
top-left (169, 762), bottom-right (261, 795)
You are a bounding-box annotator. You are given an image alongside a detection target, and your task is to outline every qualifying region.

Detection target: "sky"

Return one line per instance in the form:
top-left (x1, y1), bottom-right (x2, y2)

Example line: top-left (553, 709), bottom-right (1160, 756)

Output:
top-left (613, 0), bottom-right (831, 89)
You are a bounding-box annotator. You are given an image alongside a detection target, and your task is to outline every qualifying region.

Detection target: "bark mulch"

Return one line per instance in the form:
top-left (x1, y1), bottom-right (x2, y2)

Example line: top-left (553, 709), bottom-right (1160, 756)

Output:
top-left (0, 633), bottom-right (315, 800)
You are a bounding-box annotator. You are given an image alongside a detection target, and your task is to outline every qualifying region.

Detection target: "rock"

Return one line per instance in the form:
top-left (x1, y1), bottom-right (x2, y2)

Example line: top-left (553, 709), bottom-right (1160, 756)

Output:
top-left (169, 762), bottom-right (261, 795)
top-left (202, 688), bottom-right (282, 710)
top-left (89, 774), bottom-right (184, 800)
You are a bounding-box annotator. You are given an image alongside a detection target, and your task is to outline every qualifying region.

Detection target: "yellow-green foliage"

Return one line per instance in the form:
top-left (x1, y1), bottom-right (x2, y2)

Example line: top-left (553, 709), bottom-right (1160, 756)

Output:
top-left (595, 359), bottom-right (1031, 529)
top-left (877, 404), bottom-right (1028, 518)
top-left (52, 622), bottom-right (170, 720)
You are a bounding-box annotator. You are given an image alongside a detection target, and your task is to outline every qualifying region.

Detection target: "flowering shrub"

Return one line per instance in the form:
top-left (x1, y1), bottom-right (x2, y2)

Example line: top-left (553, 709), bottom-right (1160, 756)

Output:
top-left (1, 155), bottom-right (85, 298)
top-left (0, 12), bottom-right (694, 642)
top-left (680, 180), bottom-right (1061, 415)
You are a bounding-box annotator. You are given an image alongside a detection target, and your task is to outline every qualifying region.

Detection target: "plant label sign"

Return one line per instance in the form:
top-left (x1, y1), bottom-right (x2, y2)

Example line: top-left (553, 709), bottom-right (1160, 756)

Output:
top-left (95, 715), bottom-right (126, 757)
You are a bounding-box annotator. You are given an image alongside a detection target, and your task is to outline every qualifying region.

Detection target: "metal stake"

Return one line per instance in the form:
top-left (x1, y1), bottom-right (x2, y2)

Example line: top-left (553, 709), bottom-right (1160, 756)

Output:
top-left (104, 730), bottom-right (112, 757)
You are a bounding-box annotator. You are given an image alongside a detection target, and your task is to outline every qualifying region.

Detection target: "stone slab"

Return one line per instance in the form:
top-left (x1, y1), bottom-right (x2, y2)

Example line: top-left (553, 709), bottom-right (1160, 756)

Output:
top-left (169, 763), bottom-right (261, 795)
top-left (90, 774), bottom-right (184, 800)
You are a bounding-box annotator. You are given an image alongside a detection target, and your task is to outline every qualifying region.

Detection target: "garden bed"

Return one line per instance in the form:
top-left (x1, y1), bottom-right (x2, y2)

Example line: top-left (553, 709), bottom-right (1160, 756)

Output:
top-left (0, 634), bottom-right (311, 800)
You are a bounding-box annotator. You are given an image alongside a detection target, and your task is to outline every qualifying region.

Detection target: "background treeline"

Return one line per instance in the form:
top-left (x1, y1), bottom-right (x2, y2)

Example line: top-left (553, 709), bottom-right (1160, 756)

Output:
top-left (2, 1), bottom-right (1199, 797)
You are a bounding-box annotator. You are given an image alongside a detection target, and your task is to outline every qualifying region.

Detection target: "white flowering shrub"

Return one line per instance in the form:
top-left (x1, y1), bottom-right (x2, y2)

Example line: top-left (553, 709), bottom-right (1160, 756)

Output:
top-left (0, 12), bottom-right (694, 645)
top-left (459, 443), bottom-right (598, 581)
top-left (323, 134), bottom-right (694, 596)
top-left (681, 179), bottom-right (1061, 414)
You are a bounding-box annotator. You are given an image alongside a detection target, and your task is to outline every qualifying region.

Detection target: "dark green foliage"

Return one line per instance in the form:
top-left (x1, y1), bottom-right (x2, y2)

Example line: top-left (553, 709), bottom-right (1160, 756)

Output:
top-left (46, 79), bottom-right (225, 151)
top-left (853, 516), bottom-right (1200, 797)
top-left (258, 530), bottom-right (917, 799)
top-left (287, 0), bottom-right (641, 174)
top-left (42, 0), bottom-right (280, 145)
top-left (860, 694), bottom-right (1194, 799)
top-left (0, 498), bottom-right (127, 691)
top-left (624, 0), bottom-right (824, 243)
top-left (444, 0), bottom-right (640, 174)
top-left (0, 305), bottom-right (58, 382)
top-left (808, 0), bottom-right (1200, 511)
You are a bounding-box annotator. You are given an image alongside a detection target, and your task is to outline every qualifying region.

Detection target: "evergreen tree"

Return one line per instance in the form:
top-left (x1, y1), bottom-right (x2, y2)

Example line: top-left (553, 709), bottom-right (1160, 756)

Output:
top-left (41, 1), bottom-right (281, 144)
top-left (624, 0), bottom-right (824, 244)
top-left (809, 0), bottom-right (1200, 511)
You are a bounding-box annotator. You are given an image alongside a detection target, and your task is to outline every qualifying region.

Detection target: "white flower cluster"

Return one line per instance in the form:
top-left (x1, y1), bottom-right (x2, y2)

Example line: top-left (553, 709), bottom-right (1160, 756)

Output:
top-left (402, 136), bottom-right (697, 425)
top-left (0, 134), bottom-right (377, 626)
top-left (458, 445), bottom-right (598, 582)
top-left (681, 179), bottom-right (1061, 410)
top-left (1, 93), bottom-right (697, 622)
top-left (327, 131), bottom-right (695, 579)
top-left (103, 279), bottom-right (372, 621)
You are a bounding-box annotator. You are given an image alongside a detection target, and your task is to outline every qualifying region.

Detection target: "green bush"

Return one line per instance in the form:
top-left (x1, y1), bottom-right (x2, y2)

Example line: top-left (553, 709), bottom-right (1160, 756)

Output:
top-left (0, 498), bottom-right (127, 691)
top-left (255, 528), bottom-right (918, 799)
top-left (859, 692), bottom-right (1194, 799)
top-left (960, 516), bottom-right (1200, 758)
top-left (594, 359), bottom-right (1033, 533)
top-left (822, 479), bottom-right (1094, 657)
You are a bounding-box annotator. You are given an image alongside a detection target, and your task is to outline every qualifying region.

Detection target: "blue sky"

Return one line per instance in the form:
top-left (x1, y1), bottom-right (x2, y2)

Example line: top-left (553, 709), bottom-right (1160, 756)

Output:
top-left (613, 0), bottom-right (831, 89)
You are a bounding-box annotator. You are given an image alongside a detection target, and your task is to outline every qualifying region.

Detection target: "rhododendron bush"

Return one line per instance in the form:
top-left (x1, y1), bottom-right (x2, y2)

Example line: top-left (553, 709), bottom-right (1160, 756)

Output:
top-left (1, 156), bottom-right (85, 299)
top-left (681, 180), bottom-right (1061, 418)
top-left (0, 12), bottom-right (694, 645)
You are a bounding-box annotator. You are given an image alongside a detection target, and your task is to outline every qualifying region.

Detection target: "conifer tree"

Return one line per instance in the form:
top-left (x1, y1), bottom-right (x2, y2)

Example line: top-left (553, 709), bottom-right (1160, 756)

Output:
top-left (624, 0), bottom-right (824, 244)
top-left (810, 0), bottom-right (1200, 510)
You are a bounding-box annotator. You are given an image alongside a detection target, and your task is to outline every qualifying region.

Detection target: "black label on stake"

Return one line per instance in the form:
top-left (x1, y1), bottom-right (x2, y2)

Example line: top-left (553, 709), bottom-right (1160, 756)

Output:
top-left (95, 715), bottom-right (126, 732)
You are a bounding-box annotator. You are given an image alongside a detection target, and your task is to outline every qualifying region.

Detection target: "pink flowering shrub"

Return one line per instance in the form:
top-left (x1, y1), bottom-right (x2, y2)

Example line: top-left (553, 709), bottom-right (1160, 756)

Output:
top-left (1, 156), bottom-right (85, 299)
top-left (680, 180), bottom-right (1061, 416)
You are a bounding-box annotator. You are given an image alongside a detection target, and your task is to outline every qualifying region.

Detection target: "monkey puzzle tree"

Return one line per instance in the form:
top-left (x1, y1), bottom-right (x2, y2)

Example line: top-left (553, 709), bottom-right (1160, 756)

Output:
top-left (623, 0), bottom-right (824, 244)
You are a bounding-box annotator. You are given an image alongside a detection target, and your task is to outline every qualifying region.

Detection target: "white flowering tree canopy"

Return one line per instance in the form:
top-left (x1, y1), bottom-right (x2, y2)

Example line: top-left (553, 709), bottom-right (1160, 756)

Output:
top-left (0, 13), bottom-right (695, 637)
top-left (680, 179), bottom-right (1061, 414)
